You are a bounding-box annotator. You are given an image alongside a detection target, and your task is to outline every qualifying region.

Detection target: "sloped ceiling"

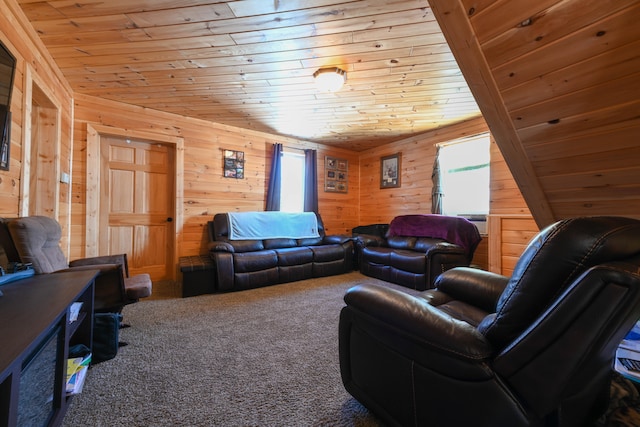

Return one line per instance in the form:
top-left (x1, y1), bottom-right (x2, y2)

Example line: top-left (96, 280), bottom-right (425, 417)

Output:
top-left (429, 0), bottom-right (640, 227)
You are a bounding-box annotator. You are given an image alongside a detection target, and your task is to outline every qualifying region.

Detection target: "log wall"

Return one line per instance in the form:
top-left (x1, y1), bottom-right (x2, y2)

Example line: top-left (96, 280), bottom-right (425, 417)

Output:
top-left (72, 94), bottom-right (360, 260)
top-left (0, 0), bottom-right (74, 253)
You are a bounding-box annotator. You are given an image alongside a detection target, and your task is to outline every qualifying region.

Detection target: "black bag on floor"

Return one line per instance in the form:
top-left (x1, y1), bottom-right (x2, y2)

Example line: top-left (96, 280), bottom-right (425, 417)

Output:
top-left (93, 312), bottom-right (121, 364)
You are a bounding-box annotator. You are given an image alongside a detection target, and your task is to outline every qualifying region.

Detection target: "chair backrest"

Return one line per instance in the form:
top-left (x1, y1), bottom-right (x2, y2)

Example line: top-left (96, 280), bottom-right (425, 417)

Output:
top-left (7, 216), bottom-right (69, 273)
top-left (0, 218), bottom-right (21, 264)
top-left (478, 216), bottom-right (640, 350)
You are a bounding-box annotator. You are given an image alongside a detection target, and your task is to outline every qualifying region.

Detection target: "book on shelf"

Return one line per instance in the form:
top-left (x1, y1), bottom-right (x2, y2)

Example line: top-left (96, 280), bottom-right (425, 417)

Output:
top-left (66, 352), bottom-right (91, 395)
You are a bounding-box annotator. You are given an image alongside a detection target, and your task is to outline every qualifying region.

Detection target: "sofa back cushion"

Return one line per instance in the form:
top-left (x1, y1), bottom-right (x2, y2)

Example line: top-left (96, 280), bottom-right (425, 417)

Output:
top-left (386, 236), bottom-right (417, 250)
top-left (264, 238), bottom-right (297, 249)
top-left (211, 212), bottom-right (328, 252)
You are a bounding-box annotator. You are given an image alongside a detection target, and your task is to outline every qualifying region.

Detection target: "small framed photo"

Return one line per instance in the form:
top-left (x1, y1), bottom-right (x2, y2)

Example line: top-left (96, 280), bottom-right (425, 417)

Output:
top-left (380, 153), bottom-right (401, 189)
top-left (325, 156), bottom-right (348, 193)
top-left (223, 149), bottom-right (244, 179)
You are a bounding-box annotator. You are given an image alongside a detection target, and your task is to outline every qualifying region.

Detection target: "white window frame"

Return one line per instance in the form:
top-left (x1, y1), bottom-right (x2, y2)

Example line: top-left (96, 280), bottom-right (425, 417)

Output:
top-left (438, 133), bottom-right (490, 219)
top-left (280, 150), bottom-right (306, 212)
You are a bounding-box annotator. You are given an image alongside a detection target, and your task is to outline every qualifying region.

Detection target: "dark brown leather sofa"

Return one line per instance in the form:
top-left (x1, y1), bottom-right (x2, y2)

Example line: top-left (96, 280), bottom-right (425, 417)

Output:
top-left (356, 214), bottom-right (482, 290)
top-left (339, 216), bottom-right (640, 427)
top-left (208, 212), bottom-right (353, 292)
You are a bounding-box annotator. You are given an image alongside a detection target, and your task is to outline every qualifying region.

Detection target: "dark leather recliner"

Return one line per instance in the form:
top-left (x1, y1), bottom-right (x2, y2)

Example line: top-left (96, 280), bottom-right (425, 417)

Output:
top-left (339, 216), bottom-right (640, 427)
top-left (0, 216), bottom-right (152, 313)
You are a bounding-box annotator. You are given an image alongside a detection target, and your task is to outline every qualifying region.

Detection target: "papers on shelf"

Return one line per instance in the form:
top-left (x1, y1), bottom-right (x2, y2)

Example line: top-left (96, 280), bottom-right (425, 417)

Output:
top-left (616, 320), bottom-right (640, 383)
top-left (66, 353), bottom-right (91, 395)
top-left (615, 348), bottom-right (640, 383)
top-left (69, 302), bottom-right (83, 323)
top-left (618, 320), bottom-right (640, 352)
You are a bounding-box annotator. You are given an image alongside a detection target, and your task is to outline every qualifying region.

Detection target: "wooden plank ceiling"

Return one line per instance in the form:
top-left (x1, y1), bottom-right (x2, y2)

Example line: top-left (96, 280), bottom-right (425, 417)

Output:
top-left (429, 0), bottom-right (640, 226)
top-left (17, 0), bottom-right (481, 151)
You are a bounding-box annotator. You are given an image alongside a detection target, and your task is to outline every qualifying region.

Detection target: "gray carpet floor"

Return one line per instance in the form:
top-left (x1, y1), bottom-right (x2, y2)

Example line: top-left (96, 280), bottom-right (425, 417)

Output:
top-left (63, 271), bottom-right (640, 427)
top-left (63, 272), bottom-right (406, 427)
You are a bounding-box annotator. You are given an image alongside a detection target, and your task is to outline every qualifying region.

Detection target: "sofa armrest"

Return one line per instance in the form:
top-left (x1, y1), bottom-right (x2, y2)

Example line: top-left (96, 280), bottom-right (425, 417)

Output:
top-left (211, 252), bottom-right (234, 291)
top-left (434, 267), bottom-right (509, 313)
top-left (323, 234), bottom-right (352, 245)
top-left (208, 241), bottom-right (235, 253)
top-left (354, 234), bottom-right (384, 248)
top-left (342, 284), bottom-right (493, 365)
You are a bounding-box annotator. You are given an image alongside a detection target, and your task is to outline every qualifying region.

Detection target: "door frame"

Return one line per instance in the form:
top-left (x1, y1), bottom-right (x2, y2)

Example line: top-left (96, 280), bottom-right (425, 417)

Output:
top-left (20, 64), bottom-right (62, 220)
top-left (85, 123), bottom-right (184, 281)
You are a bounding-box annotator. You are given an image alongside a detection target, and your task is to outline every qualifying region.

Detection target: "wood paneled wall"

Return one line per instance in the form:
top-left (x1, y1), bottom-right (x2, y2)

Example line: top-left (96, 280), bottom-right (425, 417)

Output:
top-left (72, 93), bottom-right (360, 260)
top-left (429, 0), bottom-right (640, 226)
top-left (1, 0), bottom-right (540, 273)
top-left (489, 136), bottom-right (537, 276)
top-left (358, 116), bottom-right (489, 225)
top-left (0, 0), bottom-right (74, 252)
top-left (356, 117), bottom-right (536, 275)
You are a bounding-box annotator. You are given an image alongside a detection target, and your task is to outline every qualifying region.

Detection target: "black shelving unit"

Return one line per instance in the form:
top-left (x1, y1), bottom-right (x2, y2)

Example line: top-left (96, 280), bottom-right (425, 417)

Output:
top-left (0, 269), bottom-right (97, 427)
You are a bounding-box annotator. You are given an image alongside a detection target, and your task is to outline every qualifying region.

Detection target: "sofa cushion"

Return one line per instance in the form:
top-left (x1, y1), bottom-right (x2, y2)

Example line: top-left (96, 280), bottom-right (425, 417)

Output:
top-left (361, 246), bottom-right (393, 264)
top-left (389, 249), bottom-right (426, 274)
top-left (264, 238), bottom-right (297, 249)
top-left (276, 247), bottom-right (313, 266)
top-left (297, 237), bottom-right (323, 246)
top-left (233, 250), bottom-right (278, 273)
top-left (386, 236), bottom-right (417, 250)
top-left (414, 237), bottom-right (448, 252)
top-left (229, 239), bottom-right (265, 253)
top-left (311, 244), bottom-right (345, 262)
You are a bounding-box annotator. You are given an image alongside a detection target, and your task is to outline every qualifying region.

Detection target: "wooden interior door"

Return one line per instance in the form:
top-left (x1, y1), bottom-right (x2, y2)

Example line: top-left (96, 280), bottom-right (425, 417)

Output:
top-left (99, 136), bottom-right (174, 281)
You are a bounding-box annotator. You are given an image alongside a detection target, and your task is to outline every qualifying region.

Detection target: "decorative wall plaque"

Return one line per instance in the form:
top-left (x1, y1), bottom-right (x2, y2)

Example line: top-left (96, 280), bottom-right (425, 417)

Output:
top-left (223, 149), bottom-right (244, 179)
top-left (324, 156), bottom-right (348, 193)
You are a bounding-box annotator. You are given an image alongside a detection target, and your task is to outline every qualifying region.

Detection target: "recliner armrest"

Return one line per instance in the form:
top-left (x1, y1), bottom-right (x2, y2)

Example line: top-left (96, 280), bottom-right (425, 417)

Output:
top-left (344, 284), bottom-right (493, 360)
top-left (70, 253), bottom-right (129, 276)
top-left (434, 267), bottom-right (509, 313)
top-left (61, 263), bottom-right (121, 275)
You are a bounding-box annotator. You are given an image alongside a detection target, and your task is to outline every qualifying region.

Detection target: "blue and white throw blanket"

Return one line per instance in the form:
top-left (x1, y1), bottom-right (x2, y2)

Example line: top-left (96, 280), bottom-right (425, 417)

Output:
top-left (228, 212), bottom-right (320, 240)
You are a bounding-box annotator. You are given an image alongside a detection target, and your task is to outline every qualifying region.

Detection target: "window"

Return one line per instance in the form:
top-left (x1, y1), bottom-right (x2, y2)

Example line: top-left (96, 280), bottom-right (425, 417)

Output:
top-left (438, 133), bottom-right (490, 216)
top-left (280, 151), bottom-right (305, 212)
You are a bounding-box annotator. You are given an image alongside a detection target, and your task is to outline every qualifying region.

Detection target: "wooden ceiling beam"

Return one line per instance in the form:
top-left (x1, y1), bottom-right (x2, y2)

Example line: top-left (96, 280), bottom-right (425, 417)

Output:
top-left (428, 0), bottom-right (555, 227)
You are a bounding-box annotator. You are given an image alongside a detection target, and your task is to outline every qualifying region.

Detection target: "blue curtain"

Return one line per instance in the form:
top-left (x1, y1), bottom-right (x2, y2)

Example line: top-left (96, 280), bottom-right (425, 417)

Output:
top-left (265, 143), bottom-right (282, 211)
top-left (303, 149), bottom-right (318, 213)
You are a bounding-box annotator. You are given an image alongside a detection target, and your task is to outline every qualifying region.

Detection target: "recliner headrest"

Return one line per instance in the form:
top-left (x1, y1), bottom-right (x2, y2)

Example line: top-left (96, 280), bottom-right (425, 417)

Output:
top-left (479, 216), bottom-right (640, 349)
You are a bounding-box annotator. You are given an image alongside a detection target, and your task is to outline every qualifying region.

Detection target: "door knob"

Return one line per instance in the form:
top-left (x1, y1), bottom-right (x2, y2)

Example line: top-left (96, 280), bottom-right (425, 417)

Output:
top-left (167, 217), bottom-right (173, 222)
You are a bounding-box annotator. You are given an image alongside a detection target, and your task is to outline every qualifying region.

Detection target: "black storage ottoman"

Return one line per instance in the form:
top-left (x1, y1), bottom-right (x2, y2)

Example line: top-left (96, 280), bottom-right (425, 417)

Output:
top-left (179, 255), bottom-right (216, 297)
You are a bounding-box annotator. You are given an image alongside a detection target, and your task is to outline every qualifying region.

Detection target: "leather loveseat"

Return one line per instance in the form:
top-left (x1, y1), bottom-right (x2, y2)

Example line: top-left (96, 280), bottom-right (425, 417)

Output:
top-left (356, 214), bottom-right (481, 290)
top-left (340, 216), bottom-right (640, 427)
top-left (208, 212), bottom-right (353, 292)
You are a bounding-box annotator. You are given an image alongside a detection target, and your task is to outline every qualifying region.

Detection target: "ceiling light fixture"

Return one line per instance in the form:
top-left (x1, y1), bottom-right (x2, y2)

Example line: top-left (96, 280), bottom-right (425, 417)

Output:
top-left (313, 67), bottom-right (347, 92)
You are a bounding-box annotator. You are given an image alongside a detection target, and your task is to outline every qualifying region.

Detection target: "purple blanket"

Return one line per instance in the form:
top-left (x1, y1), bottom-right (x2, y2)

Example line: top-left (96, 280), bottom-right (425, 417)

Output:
top-left (387, 214), bottom-right (482, 258)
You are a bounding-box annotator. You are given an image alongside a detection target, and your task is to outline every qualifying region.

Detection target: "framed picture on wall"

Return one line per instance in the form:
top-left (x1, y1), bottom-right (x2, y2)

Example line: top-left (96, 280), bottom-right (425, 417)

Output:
top-left (223, 149), bottom-right (244, 179)
top-left (380, 153), bottom-right (401, 188)
top-left (325, 156), bottom-right (348, 193)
